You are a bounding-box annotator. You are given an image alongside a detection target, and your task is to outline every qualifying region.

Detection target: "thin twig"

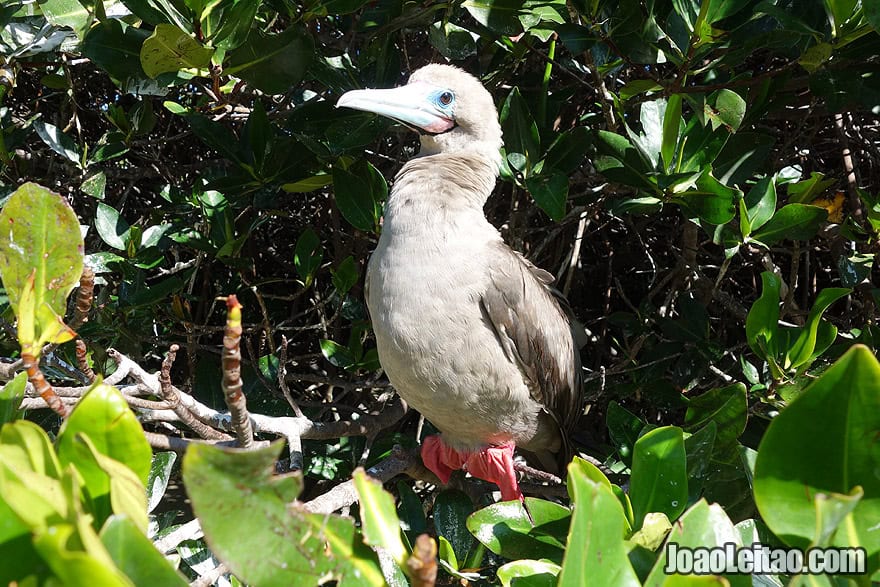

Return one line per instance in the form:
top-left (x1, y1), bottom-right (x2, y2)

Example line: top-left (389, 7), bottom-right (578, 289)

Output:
top-left (222, 295), bottom-right (254, 448)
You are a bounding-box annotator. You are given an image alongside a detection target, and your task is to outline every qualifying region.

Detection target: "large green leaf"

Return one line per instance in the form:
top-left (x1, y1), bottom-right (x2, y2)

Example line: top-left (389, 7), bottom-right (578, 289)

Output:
top-left (140, 24), bottom-right (213, 78)
top-left (683, 383), bottom-right (747, 456)
top-left (644, 501), bottom-right (748, 586)
top-left (434, 489), bottom-right (475, 568)
top-left (226, 27), bottom-right (314, 94)
top-left (40, 0), bottom-right (93, 39)
top-left (785, 287), bottom-right (850, 369)
top-left (558, 460), bottom-right (640, 587)
top-left (742, 176), bottom-right (777, 235)
top-left (57, 382), bottom-right (152, 486)
top-left (674, 171), bottom-right (738, 225)
top-left (629, 426), bottom-right (688, 529)
top-left (501, 87), bottom-right (541, 175)
top-left (0, 372), bottom-right (27, 426)
top-left (467, 498), bottom-right (571, 562)
top-left (182, 441), bottom-right (384, 586)
top-left (753, 345), bottom-right (880, 566)
top-left (81, 19), bottom-right (151, 84)
top-left (0, 183), bottom-right (84, 351)
top-left (100, 515), bottom-right (189, 586)
top-left (463, 0), bottom-right (524, 35)
top-left (745, 271), bottom-right (781, 360)
top-left (525, 171), bottom-right (568, 221)
top-left (332, 159), bottom-right (386, 233)
top-left (750, 203), bottom-right (827, 245)
top-left (352, 468), bottom-right (407, 565)
top-left (33, 522), bottom-right (131, 587)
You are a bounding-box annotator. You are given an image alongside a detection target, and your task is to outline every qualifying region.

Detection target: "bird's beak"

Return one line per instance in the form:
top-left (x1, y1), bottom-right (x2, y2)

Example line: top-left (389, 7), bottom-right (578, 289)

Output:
top-left (336, 82), bottom-right (455, 135)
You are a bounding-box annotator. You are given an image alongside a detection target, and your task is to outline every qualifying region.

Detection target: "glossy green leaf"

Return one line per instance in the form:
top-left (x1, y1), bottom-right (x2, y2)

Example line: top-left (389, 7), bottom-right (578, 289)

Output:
top-left (72, 433), bottom-right (149, 532)
top-left (33, 121), bottom-right (82, 166)
top-left (331, 256), bottom-right (358, 294)
top-left (208, 0), bottom-right (259, 50)
top-left (705, 89), bottom-right (746, 132)
top-left (81, 18), bottom-right (151, 84)
top-left (501, 87), bottom-right (541, 175)
top-left (743, 176), bottom-right (777, 233)
top-left (282, 174), bottom-right (333, 193)
top-left (644, 500), bottom-right (742, 585)
top-left (119, 0), bottom-right (191, 29)
top-left (661, 94), bottom-right (682, 171)
top-left (434, 489), bottom-right (475, 568)
top-left (40, 0), bottom-right (92, 38)
top-left (226, 27), bottom-right (314, 94)
top-left (0, 419), bottom-right (62, 479)
top-left (332, 159), bottom-right (386, 233)
top-left (750, 204), bottom-right (827, 245)
top-left (594, 130), bottom-right (656, 191)
top-left (629, 426), bottom-right (688, 529)
top-left (559, 461), bottom-right (640, 587)
top-left (320, 339), bottom-right (357, 369)
top-left (429, 21), bottom-right (478, 59)
top-left (467, 498), bottom-right (571, 562)
top-left (182, 441), bottom-right (384, 586)
top-left (0, 183), bottom-right (84, 351)
top-left (33, 523), bottom-right (131, 587)
top-left (497, 559), bottom-right (560, 587)
top-left (140, 24), bottom-right (212, 78)
top-left (101, 515), bottom-right (189, 585)
top-left (753, 345), bottom-right (880, 562)
top-left (525, 171), bottom-right (568, 221)
top-left (0, 372), bottom-right (27, 425)
top-left (57, 382), bottom-right (152, 486)
top-left (785, 287), bottom-right (850, 369)
top-left (745, 271), bottom-right (781, 360)
top-left (542, 126), bottom-right (591, 173)
top-left (684, 421), bottom-right (716, 503)
top-left (683, 383), bottom-right (747, 455)
top-left (353, 468), bottom-right (407, 565)
top-left (146, 451), bottom-right (176, 514)
top-left (294, 228), bottom-right (323, 286)
top-left (463, 0), bottom-right (524, 35)
top-left (95, 203), bottom-right (132, 251)
top-left (606, 401), bottom-right (644, 466)
top-left (674, 171), bottom-right (738, 225)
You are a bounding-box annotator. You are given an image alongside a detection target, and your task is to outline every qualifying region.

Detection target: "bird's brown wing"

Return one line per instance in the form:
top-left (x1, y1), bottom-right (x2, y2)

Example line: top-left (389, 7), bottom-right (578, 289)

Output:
top-left (480, 242), bottom-right (584, 442)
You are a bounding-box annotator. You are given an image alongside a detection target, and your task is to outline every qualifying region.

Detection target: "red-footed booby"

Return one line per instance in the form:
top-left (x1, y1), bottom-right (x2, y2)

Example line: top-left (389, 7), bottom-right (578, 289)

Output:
top-left (337, 64), bottom-right (583, 503)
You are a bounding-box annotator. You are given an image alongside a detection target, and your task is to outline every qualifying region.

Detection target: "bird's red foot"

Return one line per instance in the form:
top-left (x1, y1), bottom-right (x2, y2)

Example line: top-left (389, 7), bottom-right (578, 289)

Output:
top-left (420, 435), bottom-right (523, 503)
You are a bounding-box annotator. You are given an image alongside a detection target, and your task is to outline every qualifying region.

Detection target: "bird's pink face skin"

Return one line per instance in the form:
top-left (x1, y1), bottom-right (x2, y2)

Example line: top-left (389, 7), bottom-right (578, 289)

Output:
top-left (336, 81), bottom-right (456, 135)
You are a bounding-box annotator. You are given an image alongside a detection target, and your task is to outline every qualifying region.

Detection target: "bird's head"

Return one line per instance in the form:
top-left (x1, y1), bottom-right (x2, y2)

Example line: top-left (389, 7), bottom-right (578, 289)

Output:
top-left (337, 64), bottom-right (503, 170)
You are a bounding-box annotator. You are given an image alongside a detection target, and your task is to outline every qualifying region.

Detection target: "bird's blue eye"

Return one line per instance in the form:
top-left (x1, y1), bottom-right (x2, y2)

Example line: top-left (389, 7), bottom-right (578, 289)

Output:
top-left (436, 91), bottom-right (454, 108)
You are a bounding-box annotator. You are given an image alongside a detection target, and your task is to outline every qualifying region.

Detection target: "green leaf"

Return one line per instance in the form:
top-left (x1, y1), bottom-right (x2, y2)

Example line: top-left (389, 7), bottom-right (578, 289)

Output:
top-left (0, 183), bottom-right (84, 351)
top-left (745, 271), bottom-right (780, 361)
top-left (683, 383), bottom-right (747, 456)
top-left (140, 24), bottom-right (214, 78)
top-left (644, 500), bottom-right (742, 585)
top-left (705, 89), bottom-right (746, 132)
top-left (753, 345), bottom-right (880, 564)
top-left (787, 171), bottom-right (836, 204)
top-left (183, 441), bottom-right (385, 586)
top-left (57, 382), bottom-right (152, 487)
top-left (606, 401), bottom-right (644, 467)
top-left (0, 419), bottom-right (62, 478)
top-left (353, 468), bottom-right (407, 565)
top-left (467, 498), bottom-right (571, 562)
top-left (750, 204), bottom-right (827, 245)
top-left (785, 287), bottom-right (850, 369)
top-left (629, 512), bottom-right (672, 551)
top-left (0, 372), bottom-right (27, 425)
top-left (674, 171), bottom-right (738, 225)
top-left (661, 94), bottom-right (682, 171)
top-left (81, 19), bottom-right (151, 84)
top-left (73, 433), bottom-right (149, 532)
top-left (501, 87), bottom-right (540, 176)
top-left (429, 21), bottom-right (478, 60)
top-left (629, 426), bottom-right (688, 529)
top-left (294, 228), bottom-right (323, 286)
top-left (542, 126), bottom-right (591, 174)
top-left (743, 176), bottom-right (777, 232)
top-left (593, 131), bottom-right (656, 192)
top-left (282, 174), bottom-right (333, 193)
top-left (81, 171), bottom-right (107, 199)
top-left (40, 0), bottom-right (92, 39)
top-left (146, 452), bottom-right (177, 513)
top-left (33, 121), bottom-right (82, 166)
top-left (559, 461), bottom-right (641, 586)
top-left (463, 0), bottom-right (525, 35)
top-left (95, 202), bottom-right (132, 251)
top-left (33, 523), bottom-right (131, 587)
top-left (434, 490), bottom-right (475, 568)
top-left (208, 0), bottom-right (259, 50)
top-left (497, 559), bottom-right (560, 587)
top-left (332, 159), bottom-right (386, 233)
top-left (866, 0), bottom-right (880, 32)
top-left (226, 27), bottom-right (314, 95)
top-left (525, 172), bottom-right (568, 221)
top-left (100, 515), bottom-right (189, 585)
top-left (331, 256), bottom-right (359, 294)
top-left (320, 339), bottom-right (357, 369)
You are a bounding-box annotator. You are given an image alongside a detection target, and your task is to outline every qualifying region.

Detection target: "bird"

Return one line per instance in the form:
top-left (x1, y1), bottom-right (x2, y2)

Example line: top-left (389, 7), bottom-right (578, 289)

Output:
top-left (337, 64), bottom-right (583, 503)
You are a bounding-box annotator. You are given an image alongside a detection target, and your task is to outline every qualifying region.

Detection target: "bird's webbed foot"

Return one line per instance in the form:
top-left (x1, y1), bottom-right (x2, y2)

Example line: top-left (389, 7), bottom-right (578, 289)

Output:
top-left (420, 435), bottom-right (523, 503)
